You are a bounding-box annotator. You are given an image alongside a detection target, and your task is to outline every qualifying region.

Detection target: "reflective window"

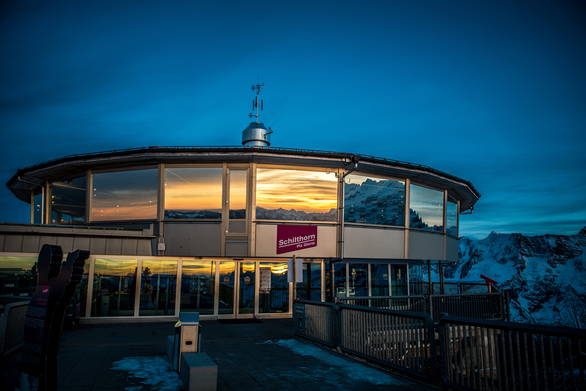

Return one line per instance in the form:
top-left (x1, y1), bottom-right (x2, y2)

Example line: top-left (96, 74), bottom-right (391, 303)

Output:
top-left (296, 262), bottom-right (321, 301)
top-left (139, 260), bottom-right (177, 316)
top-left (0, 255), bottom-right (37, 297)
top-left (349, 264), bottom-right (368, 297)
top-left (256, 168), bottom-right (337, 221)
top-left (344, 175), bottom-right (405, 226)
top-left (50, 176), bottom-right (86, 224)
top-left (447, 201), bottom-right (458, 237)
top-left (164, 167), bottom-right (222, 219)
top-left (409, 184), bottom-right (444, 232)
top-left (92, 169), bottom-right (158, 221)
top-left (391, 264), bottom-right (408, 296)
top-left (91, 258), bottom-right (137, 316)
top-left (259, 262), bottom-right (289, 313)
top-left (334, 263), bottom-right (347, 297)
top-left (180, 260), bottom-right (215, 315)
top-left (408, 264), bottom-right (426, 295)
top-left (218, 262), bottom-right (235, 314)
top-left (239, 262), bottom-right (255, 314)
top-left (229, 169), bottom-right (247, 219)
top-left (371, 264), bottom-right (389, 296)
top-left (33, 191), bottom-right (43, 224)
top-left (325, 262), bottom-right (333, 302)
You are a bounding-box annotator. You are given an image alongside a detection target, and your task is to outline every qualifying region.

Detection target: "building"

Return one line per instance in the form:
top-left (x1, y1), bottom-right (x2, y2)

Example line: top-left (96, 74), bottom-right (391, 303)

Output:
top-left (0, 90), bottom-right (480, 322)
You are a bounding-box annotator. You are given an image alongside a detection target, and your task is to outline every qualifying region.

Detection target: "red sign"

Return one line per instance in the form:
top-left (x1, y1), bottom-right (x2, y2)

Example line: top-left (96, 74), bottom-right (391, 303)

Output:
top-left (276, 225), bottom-right (317, 254)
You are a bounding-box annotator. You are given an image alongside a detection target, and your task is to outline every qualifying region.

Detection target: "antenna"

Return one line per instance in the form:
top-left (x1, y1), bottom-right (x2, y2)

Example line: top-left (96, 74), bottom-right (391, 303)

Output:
top-left (248, 83), bottom-right (265, 122)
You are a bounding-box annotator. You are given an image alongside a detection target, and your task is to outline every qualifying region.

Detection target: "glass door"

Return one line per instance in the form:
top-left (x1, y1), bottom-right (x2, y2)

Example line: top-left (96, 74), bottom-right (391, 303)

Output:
top-left (238, 262), bottom-right (255, 316)
top-left (218, 261), bottom-right (236, 316)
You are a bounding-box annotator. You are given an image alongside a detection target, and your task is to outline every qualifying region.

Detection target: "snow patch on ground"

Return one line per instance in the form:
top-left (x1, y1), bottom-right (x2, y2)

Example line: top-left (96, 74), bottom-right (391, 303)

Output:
top-left (111, 356), bottom-right (182, 391)
top-left (270, 338), bottom-right (407, 386)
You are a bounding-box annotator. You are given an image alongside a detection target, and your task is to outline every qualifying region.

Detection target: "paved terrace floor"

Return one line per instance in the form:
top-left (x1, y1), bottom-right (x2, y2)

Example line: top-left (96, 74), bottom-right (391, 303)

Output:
top-left (25, 319), bottom-right (434, 390)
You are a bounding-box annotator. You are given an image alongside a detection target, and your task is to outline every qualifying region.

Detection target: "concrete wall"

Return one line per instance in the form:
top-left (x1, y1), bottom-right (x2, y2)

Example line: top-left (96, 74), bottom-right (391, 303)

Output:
top-left (255, 224), bottom-right (336, 257)
top-left (164, 222), bottom-right (222, 256)
top-left (408, 230), bottom-right (445, 261)
top-left (343, 226), bottom-right (404, 259)
top-left (0, 224), bottom-right (153, 256)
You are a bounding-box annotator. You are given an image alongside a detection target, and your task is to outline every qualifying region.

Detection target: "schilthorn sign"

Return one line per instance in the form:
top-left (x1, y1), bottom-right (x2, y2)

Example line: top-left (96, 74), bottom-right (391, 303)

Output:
top-left (276, 225), bottom-right (317, 254)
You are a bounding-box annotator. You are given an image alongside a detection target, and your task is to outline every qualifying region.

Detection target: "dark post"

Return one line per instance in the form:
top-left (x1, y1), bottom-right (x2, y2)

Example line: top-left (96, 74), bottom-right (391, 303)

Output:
top-left (19, 244), bottom-right (90, 391)
top-left (439, 262), bottom-right (445, 295)
top-left (427, 260), bottom-right (432, 295)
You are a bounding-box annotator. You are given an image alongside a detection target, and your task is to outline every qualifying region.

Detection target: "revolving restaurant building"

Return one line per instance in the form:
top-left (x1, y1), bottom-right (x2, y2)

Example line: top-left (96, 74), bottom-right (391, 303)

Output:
top-left (1, 123), bottom-right (479, 321)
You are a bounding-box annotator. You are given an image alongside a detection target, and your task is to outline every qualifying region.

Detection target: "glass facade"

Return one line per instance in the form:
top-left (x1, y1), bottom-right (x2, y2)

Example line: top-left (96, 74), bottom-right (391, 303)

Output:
top-left (371, 264), bottom-right (390, 296)
top-left (218, 261), bottom-right (235, 314)
top-left (91, 258), bottom-right (138, 317)
top-left (229, 169), bottom-right (247, 219)
top-left (0, 255), bottom-right (37, 297)
top-left (296, 262), bottom-right (321, 301)
top-left (259, 262), bottom-right (289, 313)
top-left (409, 184), bottom-right (444, 232)
top-left (164, 167), bottom-right (223, 219)
top-left (256, 168), bottom-right (338, 221)
top-left (33, 191), bottom-right (43, 224)
top-left (334, 263), bottom-right (347, 297)
top-left (238, 262), bottom-right (255, 314)
top-left (180, 260), bottom-right (215, 315)
top-left (344, 174), bottom-right (405, 226)
top-left (139, 260), bottom-right (177, 316)
top-left (447, 201), bottom-right (458, 237)
top-left (50, 176), bottom-right (86, 224)
top-left (92, 169), bottom-right (158, 221)
top-left (391, 264), bottom-right (408, 296)
top-left (349, 263), bottom-right (368, 296)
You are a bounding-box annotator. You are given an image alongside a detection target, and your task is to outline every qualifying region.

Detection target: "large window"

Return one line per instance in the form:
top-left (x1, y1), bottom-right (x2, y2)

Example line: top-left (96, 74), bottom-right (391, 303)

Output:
top-left (296, 262), bottom-right (321, 301)
top-left (139, 260), bottom-right (177, 316)
top-left (344, 174), bottom-right (405, 226)
top-left (259, 262), bottom-right (289, 313)
top-left (409, 184), bottom-right (444, 232)
top-left (180, 260), bottom-right (215, 315)
top-left (91, 258), bottom-right (138, 317)
top-left (371, 264), bottom-right (389, 296)
top-left (50, 176), bottom-right (87, 224)
top-left (32, 191), bottom-right (43, 224)
top-left (92, 169), bottom-right (158, 221)
top-left (0, 255), bottom-right (37, 297)
top-left (446, 201), bottom-right (458, 237)
top-left (349, 263), bottom-right (368, 296)
top-left (164, 167), bottom-right (223, 219)
top-left (256, 168), bottom-right (337, 221)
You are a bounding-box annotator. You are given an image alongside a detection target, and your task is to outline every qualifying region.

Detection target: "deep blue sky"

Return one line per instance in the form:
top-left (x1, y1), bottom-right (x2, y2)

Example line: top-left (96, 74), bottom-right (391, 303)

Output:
top-left (1, 1), bottom-right (585, 238)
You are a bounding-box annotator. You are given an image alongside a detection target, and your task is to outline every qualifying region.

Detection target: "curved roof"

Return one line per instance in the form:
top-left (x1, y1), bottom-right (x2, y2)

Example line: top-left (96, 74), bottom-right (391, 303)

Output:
top-left (6, 146), bottom-right (481, 210)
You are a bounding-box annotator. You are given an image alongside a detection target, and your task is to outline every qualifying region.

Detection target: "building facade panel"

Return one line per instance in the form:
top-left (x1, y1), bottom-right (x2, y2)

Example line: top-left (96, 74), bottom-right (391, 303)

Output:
top-left (255, 224), bottom-right (337, 257)
top-left (446, 236), bottom-right (459, 263)
top-left (164, 222), bottom-right (222, 256)
top-left (408, 230), bottom-right (445, 260)
top-left (343, 226), bottom-right (404, 259)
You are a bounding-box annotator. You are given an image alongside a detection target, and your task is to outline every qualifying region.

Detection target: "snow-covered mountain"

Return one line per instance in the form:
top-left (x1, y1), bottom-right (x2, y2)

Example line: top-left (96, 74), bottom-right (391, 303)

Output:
top-left (445, 228), bottom-right (586, 328)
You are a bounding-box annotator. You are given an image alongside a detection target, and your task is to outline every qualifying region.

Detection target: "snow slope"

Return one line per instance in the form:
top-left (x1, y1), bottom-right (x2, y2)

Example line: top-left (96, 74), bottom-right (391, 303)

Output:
top-left (446, 228), bottom-right (586, 328)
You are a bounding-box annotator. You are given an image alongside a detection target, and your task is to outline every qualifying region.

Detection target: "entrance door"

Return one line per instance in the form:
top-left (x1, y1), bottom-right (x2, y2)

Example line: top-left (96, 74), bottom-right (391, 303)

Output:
top-left (217, 261), bottom-right (236, 317)
top-left (238, 262), bottom-right (256, 316)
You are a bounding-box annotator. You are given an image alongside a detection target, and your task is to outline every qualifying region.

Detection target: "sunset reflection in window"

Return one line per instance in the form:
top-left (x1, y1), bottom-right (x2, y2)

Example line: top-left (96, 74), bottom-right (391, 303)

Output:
top-left (164, 167), bottom-right (222, 219)
top-left (256, 168), bottom-right (338, 221)
top-left (92, 169), bottom-right (158, 221)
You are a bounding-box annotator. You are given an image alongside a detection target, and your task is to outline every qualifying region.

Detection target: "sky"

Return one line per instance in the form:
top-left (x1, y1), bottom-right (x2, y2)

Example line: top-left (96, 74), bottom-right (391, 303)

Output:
top-left (0, 1), bottom-right (585, 239)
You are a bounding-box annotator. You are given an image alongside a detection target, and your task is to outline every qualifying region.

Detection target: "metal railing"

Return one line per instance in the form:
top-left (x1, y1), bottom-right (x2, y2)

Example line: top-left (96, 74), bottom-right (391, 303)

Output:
top-left (338, 296), bottom-right (428, 313)
top-left (295, 299), bottom-right (436, 378)
top-left (0, 300), bottom-right (29, 355)
top-left (338, 293), bottom-right (508, 322)
top-left (430, 293), bottom-right (507, 322)
top-left (439, 316), bottom-right (586, 391)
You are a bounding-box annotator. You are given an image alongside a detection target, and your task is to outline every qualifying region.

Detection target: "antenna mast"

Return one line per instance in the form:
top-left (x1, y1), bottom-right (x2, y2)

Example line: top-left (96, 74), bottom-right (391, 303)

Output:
top-left (248, 83), bottom-right (264, 122)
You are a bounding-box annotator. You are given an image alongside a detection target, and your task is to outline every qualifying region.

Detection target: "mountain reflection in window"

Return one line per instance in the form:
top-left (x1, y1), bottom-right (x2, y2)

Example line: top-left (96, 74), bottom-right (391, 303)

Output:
top-left (256, 168), bottom-right (337, 221)
top-left (409, 184), bottom-right (444, 232)
top-left (446, 201), bottom-right (458, 237)
top-left (164, 167), bottom-right (222, 219)
top-left (92, 169), bottom-right (158, 221)
top-left (344, 175), bottom-right (405, 226)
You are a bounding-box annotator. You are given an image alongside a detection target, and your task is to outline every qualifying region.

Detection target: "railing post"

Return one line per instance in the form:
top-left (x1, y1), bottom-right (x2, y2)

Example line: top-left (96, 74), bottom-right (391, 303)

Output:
top-left (333, 303), bottom-right (342, 349)
top-left (437, 314), bottom-right (447, 384)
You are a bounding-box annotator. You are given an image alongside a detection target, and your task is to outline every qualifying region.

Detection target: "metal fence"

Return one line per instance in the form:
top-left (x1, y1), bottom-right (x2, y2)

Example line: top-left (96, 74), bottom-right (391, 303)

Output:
top-left (338, 293), bottom-right (508, 322)
top-left (338, 296), bottom-right (428, 313)
top-left (0, 300), bottom-right (29, 355)
top-left (295, 299), bottom-right (436, 378)
top-left (439, 316), bottom-right (586, 391)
